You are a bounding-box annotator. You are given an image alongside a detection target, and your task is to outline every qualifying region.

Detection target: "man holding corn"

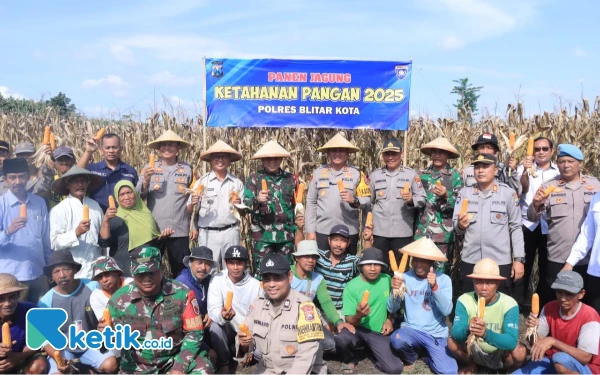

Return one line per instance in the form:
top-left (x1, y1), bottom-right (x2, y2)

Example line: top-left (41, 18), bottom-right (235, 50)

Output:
top-left (454, 153), bottom-right (525, 294)
top-left (528, 144), bottom-right (600, 308)
top-left (365, 137), bottom-right (426, 267)
top-left (244, 140), bottom-right (297, 271)
top-left (305, 133), bottom-right (370, 255)
top-left (414, 137), bottom-right (463, 273)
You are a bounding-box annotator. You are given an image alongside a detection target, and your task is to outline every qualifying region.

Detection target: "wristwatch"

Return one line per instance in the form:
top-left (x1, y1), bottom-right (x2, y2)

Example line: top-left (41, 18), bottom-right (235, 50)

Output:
top-left (352, 196), bottom-right (360, 207)
top-left (513, 257), bottom-right (526, 264)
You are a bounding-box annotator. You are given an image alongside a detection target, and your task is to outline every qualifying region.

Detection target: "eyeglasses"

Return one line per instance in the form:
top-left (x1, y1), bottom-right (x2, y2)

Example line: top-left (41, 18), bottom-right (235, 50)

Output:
top-left (534, 147), bottom-right (550, 152)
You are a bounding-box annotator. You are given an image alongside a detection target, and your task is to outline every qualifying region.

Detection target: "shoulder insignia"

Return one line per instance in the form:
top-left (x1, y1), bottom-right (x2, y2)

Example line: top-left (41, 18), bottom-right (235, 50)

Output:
top-left (586, 185), bottom-right (596, 191)
top-left (182, 291), bottom-right (203, 331)
top-left (414, 175), bottom-right (422, 189)
top-left (297, 301), bottom-right (324, 343)
top-left (492, 185), bottom-right (498, 192)
top-left (283, 299), bottom-right (291, 311)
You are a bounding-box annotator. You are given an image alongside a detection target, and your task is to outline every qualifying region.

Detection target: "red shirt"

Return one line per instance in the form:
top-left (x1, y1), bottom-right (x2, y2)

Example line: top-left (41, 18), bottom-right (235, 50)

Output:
top-left (542, 301), bottom-right (600, 373)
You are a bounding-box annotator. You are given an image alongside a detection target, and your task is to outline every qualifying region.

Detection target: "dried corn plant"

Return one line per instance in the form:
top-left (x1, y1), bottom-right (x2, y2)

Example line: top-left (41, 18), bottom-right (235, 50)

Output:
top-left (3, 99), bottom-right (600, 258)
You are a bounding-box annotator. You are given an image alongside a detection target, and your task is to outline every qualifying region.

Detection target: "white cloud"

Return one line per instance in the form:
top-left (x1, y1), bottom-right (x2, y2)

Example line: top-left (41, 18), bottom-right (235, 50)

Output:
top-left (440, 36), bottom-right (466, 51)
top-left (0, 86), bottom-right (26, 99)
top-left (150, 71), bottom-right (198, 87)
top-left (82, 75), bottom-right (131, 97)
top-left (108, 34), bottom-right (226, 62)
top-left (109, 44), bottom-right (137, 65)
top-left (574, 48), bottom-right (588, 57)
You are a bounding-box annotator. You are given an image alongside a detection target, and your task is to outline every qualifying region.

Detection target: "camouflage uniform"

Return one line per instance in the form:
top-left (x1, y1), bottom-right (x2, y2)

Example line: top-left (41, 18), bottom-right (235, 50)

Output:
top-left (414, 164), bottom-right (463, 272)
top-left (107, 247), bottom-right (214, 374)
top-left (244, 169), bottom-right (297, 270)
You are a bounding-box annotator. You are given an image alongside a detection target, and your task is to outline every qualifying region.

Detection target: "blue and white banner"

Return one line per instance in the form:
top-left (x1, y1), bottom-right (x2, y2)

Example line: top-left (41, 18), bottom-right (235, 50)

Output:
top-left (205, 58), bottom-right (412, 130)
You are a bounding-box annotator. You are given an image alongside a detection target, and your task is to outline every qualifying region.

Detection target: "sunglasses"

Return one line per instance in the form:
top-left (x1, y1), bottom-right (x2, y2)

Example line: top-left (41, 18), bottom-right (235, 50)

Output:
top-left (534, 147), bottom-right (550, 152)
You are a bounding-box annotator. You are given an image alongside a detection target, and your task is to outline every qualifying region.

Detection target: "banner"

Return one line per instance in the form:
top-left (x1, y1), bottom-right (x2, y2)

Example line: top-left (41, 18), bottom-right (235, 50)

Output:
top-left (205, 58), bottom-right (412, 130)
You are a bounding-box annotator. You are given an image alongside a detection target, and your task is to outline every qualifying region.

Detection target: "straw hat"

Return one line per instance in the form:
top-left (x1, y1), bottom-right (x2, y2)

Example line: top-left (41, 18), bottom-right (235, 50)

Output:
top-left (0, 273), bottom-right (26, 296)
top-left (51, 166), bottom-right (103, 196)
top-left (252, 140), bottom-right (291, 159)
top-left (399, 237), bottom-right (448, 262)
top-left (317, 133), bottom-right (360, 153)
top-left (147, 130), bottom-right (191, 150)
top-left (420, 137), bottom-right (460, 159)
top-left (467, 258), bottom-right (506, 280)
top-left (200, 140), bottom-right (242, 162)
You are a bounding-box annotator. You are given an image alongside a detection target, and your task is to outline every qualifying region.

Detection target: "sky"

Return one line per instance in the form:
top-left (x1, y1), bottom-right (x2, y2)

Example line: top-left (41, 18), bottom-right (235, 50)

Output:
top-left (1, 0), bottom-right (598, 120)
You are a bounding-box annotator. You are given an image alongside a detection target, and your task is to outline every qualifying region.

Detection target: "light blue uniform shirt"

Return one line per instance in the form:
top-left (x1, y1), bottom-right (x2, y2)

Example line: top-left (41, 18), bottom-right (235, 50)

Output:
top-left (0, 190), bottom-right (51, 281)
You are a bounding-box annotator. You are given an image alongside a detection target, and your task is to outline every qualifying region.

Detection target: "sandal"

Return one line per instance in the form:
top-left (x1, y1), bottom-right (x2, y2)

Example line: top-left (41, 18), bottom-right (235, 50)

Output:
top-left (341, 363), bottom-right (355, 374)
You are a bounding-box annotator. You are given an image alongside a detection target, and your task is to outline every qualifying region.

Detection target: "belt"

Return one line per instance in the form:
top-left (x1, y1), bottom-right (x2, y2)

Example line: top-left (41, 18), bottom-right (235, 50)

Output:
top-left (199, 222), bottom-right (238, 231)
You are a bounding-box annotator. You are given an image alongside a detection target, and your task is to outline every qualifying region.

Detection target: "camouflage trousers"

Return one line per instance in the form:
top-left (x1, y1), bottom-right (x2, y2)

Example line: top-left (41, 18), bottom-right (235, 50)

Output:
top-left (252, 240), bottom-right (294, 275)
top-left (433, 242), bottom-right (455, 276)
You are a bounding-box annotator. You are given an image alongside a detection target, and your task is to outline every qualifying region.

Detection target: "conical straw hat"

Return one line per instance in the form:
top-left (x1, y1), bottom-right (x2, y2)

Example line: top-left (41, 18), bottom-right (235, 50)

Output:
top-left (467, 258), bottom-right (506, 280)
top-left (317, 133), bottom-right (360, 153)
top-left (400, 237), bottom-right (448, 262)
top-left (252, 140), bottom-right (291, 159)
top-left (147, 130), bottom-right (191, 150)
top-left (200, 140), bottom-right (242, 162)
top-left (420, 137), bottom-right (460, 159)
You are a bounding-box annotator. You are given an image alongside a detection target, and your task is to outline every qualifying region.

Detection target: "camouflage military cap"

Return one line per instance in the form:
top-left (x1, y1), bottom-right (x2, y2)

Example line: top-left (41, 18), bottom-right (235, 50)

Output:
top-left (130, 246), bottom-right (162, 275)
top-left (92, 256), bottom-right (123, 280)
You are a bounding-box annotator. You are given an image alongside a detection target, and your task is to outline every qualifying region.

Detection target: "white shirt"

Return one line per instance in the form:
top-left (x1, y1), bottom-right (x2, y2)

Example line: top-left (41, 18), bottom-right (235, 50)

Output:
top-left (50, 195), bottom-right (103, 279)
top-left (190, 171), bottom-right (245, 228)
top-left (89, 277), bottom-right (134, 319)
top-left (207, 269), bottom-right (262, 330)
top-left (517, 162), bottom-right (560, 232)
top-left (567, 193), bottom-right (600, 277)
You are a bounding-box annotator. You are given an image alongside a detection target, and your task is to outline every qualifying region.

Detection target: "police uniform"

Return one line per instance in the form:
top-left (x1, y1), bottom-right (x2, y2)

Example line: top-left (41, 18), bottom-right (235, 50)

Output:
top-left (527, 144), bottom-right (600, 306)
top-left (191, 171), bottom-right (244, 267)
top-left (236, 253), bottom-right (326, 375)
top-left (305, 164), bottom-right (369, 255)
top-left (453, 154), bottom-right (524, 294)
top-left (369, 166), bottom-right (425, 264)
top-left (138, 158), bottom-right (194, 277)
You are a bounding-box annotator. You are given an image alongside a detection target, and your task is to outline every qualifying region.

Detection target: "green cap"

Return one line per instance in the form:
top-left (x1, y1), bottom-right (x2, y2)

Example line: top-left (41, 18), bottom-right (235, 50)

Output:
top-left (130, 246), bottom-right (162, 275)
top-left (92, 256), bottom-right (123, 280)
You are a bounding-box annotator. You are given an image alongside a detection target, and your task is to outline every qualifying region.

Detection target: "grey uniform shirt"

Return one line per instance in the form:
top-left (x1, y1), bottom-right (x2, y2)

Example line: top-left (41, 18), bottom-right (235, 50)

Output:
top-left (463, 164), bottom-right (521, 195)
top-left (137, 159), bottom-right (193, 238)
top-left (368, 166), bottom-right (426, 238)
top-left (527, 175), bottom-right (600, 263)
top-left (236, 289), bottom-right (326, 375)
top-left (453, 183), bottom-right (525, 265)
top-left (305, 165), bottom-right (370, 236)
top-left (190, 171), bottom-right (244, 229)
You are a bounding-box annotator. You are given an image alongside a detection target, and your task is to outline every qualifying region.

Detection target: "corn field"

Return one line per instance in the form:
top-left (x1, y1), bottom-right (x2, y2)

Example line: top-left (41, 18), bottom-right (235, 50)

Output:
top-left (2, 100), bottom-right (600, 269)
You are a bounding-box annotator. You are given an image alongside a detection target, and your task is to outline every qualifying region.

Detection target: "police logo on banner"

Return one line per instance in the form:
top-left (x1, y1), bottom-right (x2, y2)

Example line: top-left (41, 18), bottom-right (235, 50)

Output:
top-left (212, 61), bottom-right (224, 78)
top-left (395, 65), bottom-right (409, 80)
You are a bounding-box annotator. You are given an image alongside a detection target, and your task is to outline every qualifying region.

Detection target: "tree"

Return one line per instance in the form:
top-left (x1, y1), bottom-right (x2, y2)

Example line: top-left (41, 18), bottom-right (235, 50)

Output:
top-left (451, 78), bottom-right (483, 122)
top-left (46, 92), bottom-right (76, 116)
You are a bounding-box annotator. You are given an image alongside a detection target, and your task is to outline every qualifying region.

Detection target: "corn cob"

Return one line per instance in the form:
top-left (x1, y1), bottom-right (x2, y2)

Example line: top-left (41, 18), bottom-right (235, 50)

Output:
top-left (20, 204), bottom-right (26, 219)
top-left (94, 128), bottom-right (106, 141)
top-left (225, 291), bottom-right (233, 309)
top-left (2, 322), bottom-right (11, 348)
top-left (83, 205), bottom-right (89, 221)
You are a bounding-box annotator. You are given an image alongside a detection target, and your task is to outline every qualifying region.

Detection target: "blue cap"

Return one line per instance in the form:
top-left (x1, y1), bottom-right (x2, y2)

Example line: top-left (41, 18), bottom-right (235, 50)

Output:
top-left (557, 144), bottom-right (583, 161)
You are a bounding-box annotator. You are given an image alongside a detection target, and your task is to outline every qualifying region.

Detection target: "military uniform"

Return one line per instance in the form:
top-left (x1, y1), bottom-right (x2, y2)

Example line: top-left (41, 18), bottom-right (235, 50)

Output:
top-left (244, 169), bottom-right (297, 270)
top-left (454, 181), bottom-right (524, 293)
top-left (235, 253), bottom-right (326, 374)
top-left (368, 165), bottom-right (426, 264)
top-left (138, 158), bottom-right (194, 277)
top-left (527, 174), bottom-right (600, 305)
top-left (107, 246), bottom-right (213, 374)
top-left (414, 164), bottom-right (463, 272)
top-left (191, 171), bottom-right (244, 266)
top-left (305, 164), bottom-right (369, 255)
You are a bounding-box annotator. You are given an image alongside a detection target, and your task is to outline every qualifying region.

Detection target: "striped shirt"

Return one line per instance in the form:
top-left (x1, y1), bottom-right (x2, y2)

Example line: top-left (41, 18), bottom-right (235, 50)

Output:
top-left (315, 249), bottom-right (360, 309)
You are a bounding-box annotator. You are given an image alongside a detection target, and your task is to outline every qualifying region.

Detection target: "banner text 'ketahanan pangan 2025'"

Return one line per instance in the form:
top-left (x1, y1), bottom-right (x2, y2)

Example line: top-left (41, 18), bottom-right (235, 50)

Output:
top-left (205, 58), bottom-right (412, 130)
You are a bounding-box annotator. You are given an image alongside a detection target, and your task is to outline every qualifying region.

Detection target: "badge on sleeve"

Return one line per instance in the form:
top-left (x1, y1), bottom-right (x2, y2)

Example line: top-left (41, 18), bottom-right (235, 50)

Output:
top-left (182, 291), bottom-right (203, 331)
top-left (297, 302), bottom-right (324, 343)
top-left (414, 175), bottom-right (422, 189)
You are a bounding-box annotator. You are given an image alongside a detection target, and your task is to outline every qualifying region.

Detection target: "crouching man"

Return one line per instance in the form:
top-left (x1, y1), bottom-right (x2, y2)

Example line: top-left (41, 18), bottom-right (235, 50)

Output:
top-left (107, 246), bottom-right (214, 374)
top-left (448, 258), bottom-right (526, 373)
top-left (236, 253), bottom-right (327, 374)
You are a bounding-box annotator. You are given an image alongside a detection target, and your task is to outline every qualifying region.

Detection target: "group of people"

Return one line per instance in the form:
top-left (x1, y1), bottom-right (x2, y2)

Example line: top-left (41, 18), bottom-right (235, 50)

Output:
top-left (0, 128), bottom-right (598, 374)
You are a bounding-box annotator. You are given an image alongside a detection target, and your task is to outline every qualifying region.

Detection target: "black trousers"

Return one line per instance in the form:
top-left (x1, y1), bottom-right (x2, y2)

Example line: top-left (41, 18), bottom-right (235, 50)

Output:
top-left (587, 275), bottom-right (600, 313)
top-left (514, 225), bottom-right (548, 306)
top-left (372, 236), bottom-right (413, 269)
top-left (459, 261), bottom-right (513, 295)
top-left (164, 237), bottom-right (190, 278)
top-left (316, 232), bottom-right (359, 255)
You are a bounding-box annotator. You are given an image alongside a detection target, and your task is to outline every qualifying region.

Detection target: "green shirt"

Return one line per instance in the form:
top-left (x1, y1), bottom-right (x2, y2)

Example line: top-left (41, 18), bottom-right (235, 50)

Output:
top-left (342, 274), bottom-right (391, 332)
top-left (291, 266), bottom-right (343, 325)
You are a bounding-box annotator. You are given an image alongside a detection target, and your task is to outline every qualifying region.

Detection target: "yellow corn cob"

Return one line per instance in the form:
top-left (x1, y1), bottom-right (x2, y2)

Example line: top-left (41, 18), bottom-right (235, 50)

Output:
top-left (389, 251), bottom-right (398, 272)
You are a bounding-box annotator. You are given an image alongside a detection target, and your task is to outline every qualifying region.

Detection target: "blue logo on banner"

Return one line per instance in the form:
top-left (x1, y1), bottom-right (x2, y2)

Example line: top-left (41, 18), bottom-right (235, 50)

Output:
top-left (212, 61), bottom-right (223, 78)
top-left (395, 65), bottom-right (409, 80)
